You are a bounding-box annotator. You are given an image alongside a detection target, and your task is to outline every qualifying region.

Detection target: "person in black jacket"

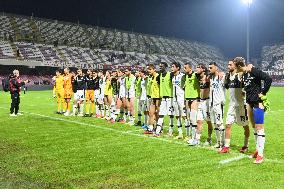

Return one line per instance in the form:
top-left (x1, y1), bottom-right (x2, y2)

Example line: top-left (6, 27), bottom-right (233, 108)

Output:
top-left (9, 70), bottom-right (29, 116)
top-left (234, 57), bottom-right (272, 164)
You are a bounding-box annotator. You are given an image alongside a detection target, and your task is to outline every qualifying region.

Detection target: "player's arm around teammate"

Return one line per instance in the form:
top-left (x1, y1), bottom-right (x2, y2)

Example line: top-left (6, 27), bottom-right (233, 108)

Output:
top-left (218, 60), bottom-right (250, 154)
top-left (234, 57), bottom-right (272, 164)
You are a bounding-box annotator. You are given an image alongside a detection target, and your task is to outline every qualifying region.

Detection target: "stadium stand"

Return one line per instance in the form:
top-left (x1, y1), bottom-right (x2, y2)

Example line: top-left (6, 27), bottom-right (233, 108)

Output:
top-left (261, 44), bottom-right (284, 85)
top-left (0, 12), bottom-right (227, 70)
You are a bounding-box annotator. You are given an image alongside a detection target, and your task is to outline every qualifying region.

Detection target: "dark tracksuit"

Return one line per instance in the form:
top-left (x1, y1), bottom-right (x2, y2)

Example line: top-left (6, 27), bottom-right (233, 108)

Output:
top-left (9, 77), bottom-right (25, 114)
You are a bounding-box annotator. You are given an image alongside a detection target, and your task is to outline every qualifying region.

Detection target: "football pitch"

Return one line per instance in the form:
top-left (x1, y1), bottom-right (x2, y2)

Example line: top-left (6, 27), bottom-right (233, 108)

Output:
top-left (0, 88), bottom-right (284, 189)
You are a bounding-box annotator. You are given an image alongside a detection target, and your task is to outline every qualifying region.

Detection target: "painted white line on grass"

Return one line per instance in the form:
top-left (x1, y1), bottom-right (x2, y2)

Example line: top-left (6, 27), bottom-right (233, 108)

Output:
top-left (1, 107), bottom-right (283, 165)
top-left (219, 154), bottom-right (247, 165)
top-left (265, 159), bottom-right (284, 164)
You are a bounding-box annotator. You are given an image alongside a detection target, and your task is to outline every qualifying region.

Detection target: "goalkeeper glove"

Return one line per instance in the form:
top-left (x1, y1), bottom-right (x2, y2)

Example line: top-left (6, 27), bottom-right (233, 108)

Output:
top-left (261, 95), bottom-right (271, 112)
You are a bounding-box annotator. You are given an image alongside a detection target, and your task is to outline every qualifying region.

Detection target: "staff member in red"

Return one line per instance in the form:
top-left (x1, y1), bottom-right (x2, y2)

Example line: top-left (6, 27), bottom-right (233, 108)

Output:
top-left (9, 70), bottom-right (29, 116)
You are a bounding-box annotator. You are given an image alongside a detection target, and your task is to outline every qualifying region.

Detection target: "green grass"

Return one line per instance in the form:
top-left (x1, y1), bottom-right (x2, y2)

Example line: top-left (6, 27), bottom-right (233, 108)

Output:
top-left (0, 88), bottom-right (284, 189)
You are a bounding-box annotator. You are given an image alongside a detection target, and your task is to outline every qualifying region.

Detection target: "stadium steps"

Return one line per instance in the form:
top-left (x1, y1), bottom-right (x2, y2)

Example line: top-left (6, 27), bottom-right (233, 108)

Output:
top-left (56, 47), bottom-right (69, 64)
top-left (9, 41), bottom-right (23, 60)
top-left (9, 16), bottom-right (21, 41)
top-left (29, 18), bottom-right (44, 43)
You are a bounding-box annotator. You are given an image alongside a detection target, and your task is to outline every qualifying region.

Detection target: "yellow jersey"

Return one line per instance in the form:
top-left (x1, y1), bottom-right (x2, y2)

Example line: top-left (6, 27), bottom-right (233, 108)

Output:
top-left (55, 75), bottom-right (64, 92)
top-left (151, 73), bottom-right (160, 99)
top-left (104, 79), bottom-right (113, 96)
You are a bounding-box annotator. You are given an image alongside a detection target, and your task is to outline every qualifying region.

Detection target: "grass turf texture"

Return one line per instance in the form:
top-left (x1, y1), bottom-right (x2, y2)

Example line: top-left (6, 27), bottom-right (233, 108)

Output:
top-left (0, 88), bottom-right (284, 189)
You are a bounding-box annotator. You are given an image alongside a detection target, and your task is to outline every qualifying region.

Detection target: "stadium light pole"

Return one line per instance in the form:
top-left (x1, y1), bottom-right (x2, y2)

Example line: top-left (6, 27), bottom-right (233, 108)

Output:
top-left (243, 0), bottom-right (252, 63)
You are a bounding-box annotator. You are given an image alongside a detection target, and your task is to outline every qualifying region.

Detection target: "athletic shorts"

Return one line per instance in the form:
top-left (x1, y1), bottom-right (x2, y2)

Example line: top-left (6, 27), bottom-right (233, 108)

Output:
top-left (96, 93), bottom-right (104, 104)
top-left (119, 88), bottom-right (126, 98)
top-left (173, 98), bottom-right (186, 117)
top-left (94, 89), bottom-right (100, 99)
top-left (226, 105), bottom-right (248, 126)
top-left (197, 99), bottom-right (210, 121)
top-left (56, 90), bottom-right (64, 101)
top-left (159, 97), bottom-right (174, 116)
top-left (64, 90), bottom-right (73, 99)
top-left (74, 90), bottom-right (85, 101)
top-left (85, 90), bottom-right (94, 102)
top-left (126, 91), bottom-right (135, 99)
top-left (210, 103), bottom-right (224, 125)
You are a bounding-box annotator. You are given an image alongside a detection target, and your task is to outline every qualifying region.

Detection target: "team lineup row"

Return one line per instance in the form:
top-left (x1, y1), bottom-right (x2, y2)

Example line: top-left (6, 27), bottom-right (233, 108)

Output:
top-left (53, 57), bottom-right (272, 164)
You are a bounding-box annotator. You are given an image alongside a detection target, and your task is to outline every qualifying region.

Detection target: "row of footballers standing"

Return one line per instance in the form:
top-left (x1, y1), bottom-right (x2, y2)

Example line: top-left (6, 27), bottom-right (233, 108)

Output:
top-left (53, 57), bottom-right (271, 164)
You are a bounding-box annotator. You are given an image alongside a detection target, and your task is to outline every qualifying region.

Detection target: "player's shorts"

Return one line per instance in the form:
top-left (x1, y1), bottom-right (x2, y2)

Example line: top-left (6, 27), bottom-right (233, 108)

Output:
top-left (85, 90), bottom-right (94, 102)
top-left (173, 97), bottom-right (186, 117)
top-left (119, 88), bottom-right (126, 98)
top-left (210, 103), bottom-right (224, 125)
top-left (95, 89), bottom-right (100, 99)
top-left (96, 92), bottom-right (104, 104)
top-left (126, 91), bottom-right (135, 99)
top-left (56, 90), bottom-right (64, 102)
top-left (226, 105), bottom-right (248, 126)
top-left (159, 97), bottom-right (174, 116)
top-left (64, 90), bottom-right (73, 99)
top-left (74, 90), bottom-right (85, 101)
top-left (197, 99), bottom-right (210, 121)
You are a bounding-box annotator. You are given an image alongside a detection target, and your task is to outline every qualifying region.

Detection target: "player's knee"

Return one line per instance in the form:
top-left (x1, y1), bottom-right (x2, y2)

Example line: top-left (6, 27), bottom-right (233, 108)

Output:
top-left (226, 124), bottom-right (232, 129)
top-left (253, 108), bottom-right (264, 124)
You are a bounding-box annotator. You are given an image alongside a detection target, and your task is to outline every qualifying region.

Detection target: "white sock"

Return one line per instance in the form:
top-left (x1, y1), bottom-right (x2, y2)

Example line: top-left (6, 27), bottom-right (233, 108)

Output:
top-left (73, 105), bottom-right (77, 114)
top-left (190, 110), bottom-right (198, 138)
top-left (191, 125), bottom-right (197, 139)
top-left (148, 124), bottom-right (153, 132)
top-left (96, 105), bottom-right (100, 115)
top-left (177, 118), bottom-right (182, 135)
top-left (224, 139), bottom-right (230, 147)
top-left (169, 126), bottom-right (174, 135)
top-left (79, 104), bottom-right (84, 114)
top-left (254, 128), bottom-right (258, 149)
top-left (156, 125), bottom-right (162, 134)
top-left (196, 133), bottom-right (201, 141)
top-left (214, 125), bottom-right (220, 144)
top-left (257, 129), bottom-right (265, 157)
top-left (157, 116), bottom-right (164, 127)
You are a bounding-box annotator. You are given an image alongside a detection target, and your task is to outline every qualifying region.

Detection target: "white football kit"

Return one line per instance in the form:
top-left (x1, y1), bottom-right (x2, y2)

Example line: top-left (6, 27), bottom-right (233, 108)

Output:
top-left (225, 73), bottom-right (248, 126)
top-left (172, 72), bottom-right (185, 117)
top-left (209, 75), bottom-right (226, 125)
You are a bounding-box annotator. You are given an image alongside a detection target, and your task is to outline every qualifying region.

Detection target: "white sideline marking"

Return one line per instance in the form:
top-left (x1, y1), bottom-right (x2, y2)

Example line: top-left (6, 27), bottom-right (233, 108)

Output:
top-left (1, 107), bottom-right (283, 165)
top-left (219, 154), bottom-right (247, 165)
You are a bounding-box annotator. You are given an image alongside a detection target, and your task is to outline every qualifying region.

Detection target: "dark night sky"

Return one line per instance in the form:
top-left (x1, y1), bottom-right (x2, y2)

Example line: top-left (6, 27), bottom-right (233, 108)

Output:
top-left (1, 0), bottom-right (284, 59)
